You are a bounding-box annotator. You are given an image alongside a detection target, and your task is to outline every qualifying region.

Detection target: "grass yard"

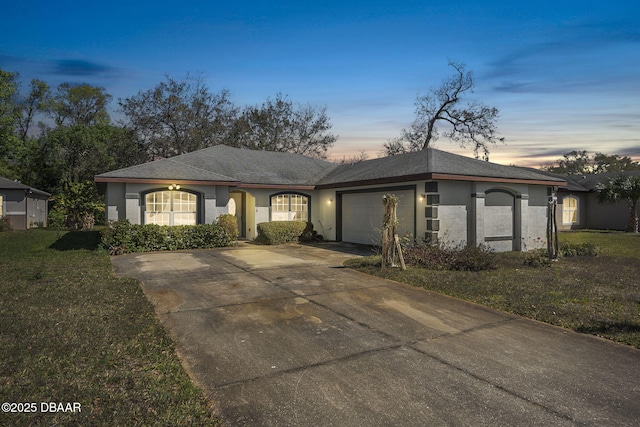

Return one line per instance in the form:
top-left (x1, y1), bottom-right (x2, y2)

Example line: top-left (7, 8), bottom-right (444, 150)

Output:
top-left (345, 231), bottom-right (640, 349)
top-left (0, 229), bottom-right (222, 426)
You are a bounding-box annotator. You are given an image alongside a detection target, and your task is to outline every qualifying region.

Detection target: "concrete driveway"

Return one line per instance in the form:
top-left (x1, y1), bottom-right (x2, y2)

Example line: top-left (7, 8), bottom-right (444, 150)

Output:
top-left (112, 243), bottom-right (640, 426)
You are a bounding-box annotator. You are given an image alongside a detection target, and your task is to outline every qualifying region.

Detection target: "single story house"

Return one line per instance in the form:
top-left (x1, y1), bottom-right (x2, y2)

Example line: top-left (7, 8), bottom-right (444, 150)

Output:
top-left (0, 176), bottom-right (50, 230)
top-left (95, 145), bottom-right (567, 251)
top-left (543, 170), bottom-right (640, 231)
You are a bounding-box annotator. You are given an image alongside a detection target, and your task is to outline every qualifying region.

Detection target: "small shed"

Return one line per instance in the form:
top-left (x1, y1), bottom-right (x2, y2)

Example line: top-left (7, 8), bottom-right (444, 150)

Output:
top-left (0, 176), bottom-right (51, 230)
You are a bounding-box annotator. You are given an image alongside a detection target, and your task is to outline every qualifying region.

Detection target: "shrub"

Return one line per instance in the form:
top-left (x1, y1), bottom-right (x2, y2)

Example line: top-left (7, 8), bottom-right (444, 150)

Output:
top-left (217, 213), bottom-right (239, 241)
top-left (559, 242), bottom-right (599, 257)
top-left (300, 222), bottom-right (323, 242)
top-left (52, 181), bottom-right (105, 230)
top-left (0, 217), bottom-right (13, 232)
top-left (523, 249), bottom-right (553, 267)
top-left (256, 221), bottom-right (307, 245)
top-left (101, 220), bottom-right (233, 255)
top-left (451, 245), bottom-right (498, 271)
top-left (404, 243), bottom-right (497, 271)
top-left (47, 206), bottom-right (66, 228)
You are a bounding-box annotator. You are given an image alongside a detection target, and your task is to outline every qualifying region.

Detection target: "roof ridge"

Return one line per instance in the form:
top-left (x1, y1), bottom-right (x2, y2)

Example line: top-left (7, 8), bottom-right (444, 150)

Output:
top-left (95, 157), bottom-right (172, 176)
top-left (166, 158), bottom-right (238, 181)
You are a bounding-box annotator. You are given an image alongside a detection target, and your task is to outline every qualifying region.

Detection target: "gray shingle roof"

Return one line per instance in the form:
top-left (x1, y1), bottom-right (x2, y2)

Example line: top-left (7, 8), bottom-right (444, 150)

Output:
top-left (96, 145), bottom-right (338, 185)
top-left (530, 170), bottom-right (640, 192)
top-left (316, 148), bottom-right (566, 186)
top-left (97, 156), bottom-right (239, 182)
top-left (171, 145), bottom-right (338, 185)
top-left (0, 176), bottom-right (51, 196)
top-left (96, 145), bottom-right (566, 187)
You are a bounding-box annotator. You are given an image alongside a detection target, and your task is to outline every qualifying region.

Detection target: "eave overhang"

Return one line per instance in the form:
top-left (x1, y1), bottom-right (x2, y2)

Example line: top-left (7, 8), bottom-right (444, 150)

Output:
top-left (94, 177), bottom-right (236, 186)
top-left (315, 173), bottom-right (567, 190)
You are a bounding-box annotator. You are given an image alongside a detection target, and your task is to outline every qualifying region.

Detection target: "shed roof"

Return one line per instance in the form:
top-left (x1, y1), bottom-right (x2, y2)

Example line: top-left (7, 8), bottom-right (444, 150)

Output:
top-left (0, 176), bottom-right (51, 197)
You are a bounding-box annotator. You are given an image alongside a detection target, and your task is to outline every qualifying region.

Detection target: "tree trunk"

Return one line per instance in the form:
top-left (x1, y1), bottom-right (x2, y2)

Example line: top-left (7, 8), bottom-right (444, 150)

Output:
top-left (381, 194), bottom-right (398, 270)
top-left (627, 204), bottom-right (639, 233)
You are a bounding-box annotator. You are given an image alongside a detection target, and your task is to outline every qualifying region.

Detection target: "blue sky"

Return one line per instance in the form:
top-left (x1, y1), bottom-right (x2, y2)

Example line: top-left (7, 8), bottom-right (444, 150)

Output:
top-left (2, 0), bottom-right (639, 166)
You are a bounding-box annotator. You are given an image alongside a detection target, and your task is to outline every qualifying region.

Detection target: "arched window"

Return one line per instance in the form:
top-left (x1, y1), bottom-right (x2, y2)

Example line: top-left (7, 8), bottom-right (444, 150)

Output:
top-left (145, 190), bottom-right (197, 226)
top-left (562, 195), bottom-right (579, 225)
top-left (270, 193), bottom-right (309, 221)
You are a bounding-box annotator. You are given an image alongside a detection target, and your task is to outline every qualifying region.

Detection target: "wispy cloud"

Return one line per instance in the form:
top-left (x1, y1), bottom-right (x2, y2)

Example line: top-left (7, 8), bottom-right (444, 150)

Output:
top-left (485, 19), bottom-right (640, 94)
top-left (51, 59), bottom-right (116, 77)
top-left (0, 53), bottom-right (125, 92)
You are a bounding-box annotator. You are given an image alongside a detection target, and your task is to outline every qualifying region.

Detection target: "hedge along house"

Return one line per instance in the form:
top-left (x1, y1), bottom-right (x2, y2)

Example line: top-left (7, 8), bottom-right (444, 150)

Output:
top-left (95, 145), bottom-right (566, 251)
top-left (0, 176), bottom-right (51, 230)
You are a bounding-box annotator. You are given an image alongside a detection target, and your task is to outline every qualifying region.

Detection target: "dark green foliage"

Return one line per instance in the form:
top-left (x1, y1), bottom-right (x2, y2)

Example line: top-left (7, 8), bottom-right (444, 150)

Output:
top-left (559, 241), bottom-right (600, 257)
top-left (524, 242), bottom-right (599, 266)
top-left (403, 243), bottom-right (497, 271)
top-left (256, 221), bottom-right (307, 245)
top-left (46, 205), bottom-right (66, 228)
top-left (54, 181), bottom-right (105, 230)
top-left (101, 220), bottom-right (234, 255)
top-left (217, 213), bottom-right (239, 241)
top-left (543, 150), bottom-right (640, 174)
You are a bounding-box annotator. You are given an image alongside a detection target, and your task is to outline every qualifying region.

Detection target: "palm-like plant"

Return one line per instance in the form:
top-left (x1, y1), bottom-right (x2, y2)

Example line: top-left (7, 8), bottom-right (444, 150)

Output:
top-left (596, 174), bottom-right (640, 233)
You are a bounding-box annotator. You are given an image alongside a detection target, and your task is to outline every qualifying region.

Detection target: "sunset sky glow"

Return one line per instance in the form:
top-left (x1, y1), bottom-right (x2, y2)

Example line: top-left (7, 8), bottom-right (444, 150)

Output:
top-left (2, 0), bottom-right (639, 167)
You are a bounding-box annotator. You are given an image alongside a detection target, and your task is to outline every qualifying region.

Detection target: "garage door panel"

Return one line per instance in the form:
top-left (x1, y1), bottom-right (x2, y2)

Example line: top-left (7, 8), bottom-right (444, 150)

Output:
top-left (341, 190), bottom-right (414, 245)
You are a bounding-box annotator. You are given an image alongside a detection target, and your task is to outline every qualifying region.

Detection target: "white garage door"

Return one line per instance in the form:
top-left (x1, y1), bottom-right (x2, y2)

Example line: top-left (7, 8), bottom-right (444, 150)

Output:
top-left (341, 190), bottom-right (415, 245)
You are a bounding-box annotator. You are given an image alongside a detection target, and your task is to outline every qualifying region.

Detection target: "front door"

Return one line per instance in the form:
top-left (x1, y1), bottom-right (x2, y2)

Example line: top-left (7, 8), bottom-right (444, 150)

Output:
top-left (229, 191), bottom-right (246, 238)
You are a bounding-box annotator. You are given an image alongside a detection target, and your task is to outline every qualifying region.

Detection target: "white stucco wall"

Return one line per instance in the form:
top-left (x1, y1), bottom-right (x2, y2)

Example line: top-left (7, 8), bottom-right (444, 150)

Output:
top-left (437, 205), bottom-right (468, 247)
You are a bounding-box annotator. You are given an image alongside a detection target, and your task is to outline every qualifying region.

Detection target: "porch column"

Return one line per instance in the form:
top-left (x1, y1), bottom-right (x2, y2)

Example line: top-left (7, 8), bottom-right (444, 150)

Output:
top-left (515, 194), bottom-right (529, 251)
top-left (204, 194), bottom-right (217, 224)
top-left (125, 193), bottom-right (140, 224)
top-left (470, 191), bottom-right (485, 246)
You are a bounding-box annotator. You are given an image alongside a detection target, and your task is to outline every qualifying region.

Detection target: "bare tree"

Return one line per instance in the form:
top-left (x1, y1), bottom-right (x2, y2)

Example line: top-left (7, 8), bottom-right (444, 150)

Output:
top-left (232, 93), bottom-right (336, 159)
top-left (338, 150), bottom-right (369, 164)
top-left (383, 61), bottom-right (503, 160)
top-left (119, 75), bottom-right (238, 159)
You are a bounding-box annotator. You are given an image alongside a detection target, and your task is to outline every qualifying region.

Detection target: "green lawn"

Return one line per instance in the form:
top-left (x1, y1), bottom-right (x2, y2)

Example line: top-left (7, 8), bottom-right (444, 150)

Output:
top-left (560, 229), bottom-right (640, 258)
top-left (0, 230), bottom-right (221, 426)
top-left (345, 231), bottom-right (640, 349)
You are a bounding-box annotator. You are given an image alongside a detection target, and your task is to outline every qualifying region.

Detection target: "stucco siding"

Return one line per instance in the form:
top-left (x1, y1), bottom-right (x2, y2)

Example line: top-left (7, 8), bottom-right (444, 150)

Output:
top-left (438, 205), bottom-right (467, 246)
top-left (584, 193), bottom-right (635, 230)
top-left (525, 206), bottom-right (548, 249)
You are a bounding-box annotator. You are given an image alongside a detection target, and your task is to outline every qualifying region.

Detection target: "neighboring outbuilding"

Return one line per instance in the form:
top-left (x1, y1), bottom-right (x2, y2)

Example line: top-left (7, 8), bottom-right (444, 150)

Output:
top-left (0, 176), bottom-right (51, 230)
top-left (95, 145), bottom-right (567, 251)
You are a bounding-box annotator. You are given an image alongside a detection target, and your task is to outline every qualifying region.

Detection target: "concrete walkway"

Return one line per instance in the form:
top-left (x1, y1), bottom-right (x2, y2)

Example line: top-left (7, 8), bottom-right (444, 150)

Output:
top-left (111, 243), bottom-right (640, 426)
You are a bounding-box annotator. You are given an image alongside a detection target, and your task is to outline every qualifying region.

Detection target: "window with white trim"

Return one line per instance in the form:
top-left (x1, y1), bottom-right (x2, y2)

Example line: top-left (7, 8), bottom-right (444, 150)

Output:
top-left (145, 190), bottom-right (197, 225)
top-left (0, 195), bottom-right (3, 217)
top-left (562, 195), bottom-right (579, 225)
top-left (271, 193), bottom-right (308, 221)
